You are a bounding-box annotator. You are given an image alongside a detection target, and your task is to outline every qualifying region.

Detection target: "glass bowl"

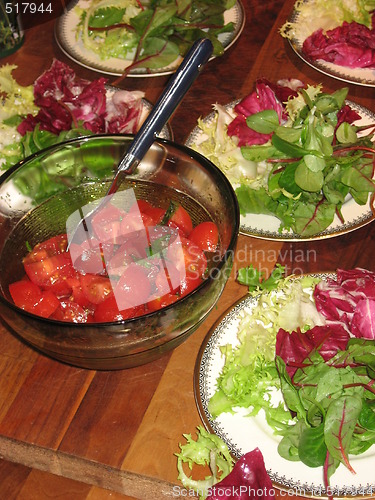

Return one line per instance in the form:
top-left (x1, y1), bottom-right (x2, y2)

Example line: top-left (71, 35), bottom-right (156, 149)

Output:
top-left (0, 135), bottom-right (239, 370)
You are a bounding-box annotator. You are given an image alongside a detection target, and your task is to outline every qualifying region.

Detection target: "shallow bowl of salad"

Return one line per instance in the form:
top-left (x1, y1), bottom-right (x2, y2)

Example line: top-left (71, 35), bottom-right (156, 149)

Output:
top-left (0, 135), bottom-right (239, 370)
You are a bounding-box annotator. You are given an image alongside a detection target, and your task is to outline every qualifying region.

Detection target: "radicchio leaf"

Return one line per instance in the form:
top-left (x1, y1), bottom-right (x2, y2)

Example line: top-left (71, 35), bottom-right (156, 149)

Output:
top-left (276, 324), bottom-right (349, 378)
top-left (313, 278), bottom-right (357, 326)
top-left (302, 16), bottom-right (375, 69)
top-left (314, 269), bottom-right (375, 339)
top-left (18, 59), bottom-right (107, 135)
top-left (227, 82), bottom-right (284, 147)
top-left (206, 448), bottom-right (275, 500)
top-left (351, 298), bottom-right (375, 339)
top-left (337, 267), bottom-right (375, 300)
top-left (17, 60), bottom-right (144, 137)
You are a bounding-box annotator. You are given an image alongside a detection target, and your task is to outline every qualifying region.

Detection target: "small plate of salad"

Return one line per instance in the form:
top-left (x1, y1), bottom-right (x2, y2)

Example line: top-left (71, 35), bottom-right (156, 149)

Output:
top-left (194, 266), bottom-right (375, 498)
top-left (280, 0), bottom-right (375, 87)
top-left (54, 0), bottom-right (245, 78)
top-left (186, 79), bottom-right (375, 241)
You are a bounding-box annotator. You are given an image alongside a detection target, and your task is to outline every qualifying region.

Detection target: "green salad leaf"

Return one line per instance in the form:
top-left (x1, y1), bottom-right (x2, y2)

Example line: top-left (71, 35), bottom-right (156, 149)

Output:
top-left (75, 0), bottom-right (235, 79)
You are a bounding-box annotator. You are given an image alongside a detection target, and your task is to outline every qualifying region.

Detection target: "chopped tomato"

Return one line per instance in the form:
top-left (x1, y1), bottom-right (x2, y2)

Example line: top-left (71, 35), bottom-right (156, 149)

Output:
top-left (119, 211), bottom-right (148, 240)
top-left (9, 280), bottom-right (59, 317)
top-left (68, 238), bottom-right (110, 275)
top-left (10, 197), bottom-right (214, 322)
top-left (144, 207), bottom-right (165, 225)
top-left (23, 253), bottom-right (77, 297)
top-left (188, 221), bottom-right (219, 252)
top-left (93, 296), bottom-right (145, 322)
top-left (114, 263), bottom-right (152, 309)
top-left (80, 274), bottom-right (113, 305)
top-left (130, 200), bottom-right (165, 225)
top-left (129, 199), bottom-right (154, 214)
top-left (34, 290), bottom-right (60, 318)
top-left (24, 234), bottom-right (68, 263)
top-left (65, 277), bottom-right (91, 307)
top-left (9, 280), bottom-right (42, 312)
top-left (167, 205), bottom-right (193, 236)
top-left (52, 300), bottom-right (91, 323)
top-left (91, 204), bottom-right (127, 245)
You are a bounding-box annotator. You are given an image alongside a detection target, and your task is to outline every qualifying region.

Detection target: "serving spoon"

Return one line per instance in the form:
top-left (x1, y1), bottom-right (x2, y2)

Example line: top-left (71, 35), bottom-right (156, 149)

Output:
top-left (67, 38), bottom-right (213, 248)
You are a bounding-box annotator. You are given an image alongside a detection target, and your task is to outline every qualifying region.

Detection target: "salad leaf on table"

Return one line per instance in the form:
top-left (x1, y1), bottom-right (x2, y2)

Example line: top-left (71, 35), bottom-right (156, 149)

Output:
top-left (75, 0), bottom-right (235, 80)
top-left (190, 79), bottom-right (375, 237)
top-left (176, 427), bottom-right (275, 499)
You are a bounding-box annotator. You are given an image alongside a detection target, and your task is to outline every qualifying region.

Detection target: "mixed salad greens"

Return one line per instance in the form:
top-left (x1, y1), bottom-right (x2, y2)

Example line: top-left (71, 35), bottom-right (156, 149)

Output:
top-left (0, 60), bottom-right (145, 171)
top-left (207, 265), bottom-right (375, 498)
top-left (74, 0), bottom-right (236, 78)
top-left (190, 79), bottom-right (375, 236)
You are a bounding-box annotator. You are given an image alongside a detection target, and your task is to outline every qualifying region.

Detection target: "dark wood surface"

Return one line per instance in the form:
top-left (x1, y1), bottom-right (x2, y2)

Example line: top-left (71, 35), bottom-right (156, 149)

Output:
top-left (0, 0), bottom-right (374, 498)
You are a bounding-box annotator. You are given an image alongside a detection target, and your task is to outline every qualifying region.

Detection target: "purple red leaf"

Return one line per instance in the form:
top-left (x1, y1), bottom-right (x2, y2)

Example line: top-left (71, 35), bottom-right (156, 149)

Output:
top-left (206, 448), bottom-right (275, 499)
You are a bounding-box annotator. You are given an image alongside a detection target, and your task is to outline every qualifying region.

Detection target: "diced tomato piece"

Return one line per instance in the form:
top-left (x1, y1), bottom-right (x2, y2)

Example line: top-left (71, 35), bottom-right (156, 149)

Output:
top-left (93, 296), bottom-right (145, 322)
top-left (129, 199), bottom-right (154, 214)
top-left (65, 277), bottom-right (91, 307)
top-left (9, 280), bottom-right (59, 318)
top-left (189, 221), bottom-right (219, 252)
top-left (23, 253), bottom-right (77, 297)
top-left (52, 300), bottom-right (90, 323)
top-left (33, 290), bottom-right (60, 318)
top-left (9, 280), bottom-right (42, 312)
top-left (114, 263), bottom-right (152, 310)
top-left (167, 236), bottom-right (207, 297)
top-left (91, 203), bottom-right (127, 244)
top-left (130, 200), bottom-right (166, 226)
top-left (155, 262), bottom-right (181, 295)
top-left (69, 237), bottom-right (111, 275)
top-left (144, 207), bottom-right (165, 225)
top-left (80, 274), bottom-right (113, 305)
top-left (167, 205), bottom-right (193, 236)
top-left (24, 234), bottom-right (68, 263)
top-left (119, 211), bottom-right (147, 240)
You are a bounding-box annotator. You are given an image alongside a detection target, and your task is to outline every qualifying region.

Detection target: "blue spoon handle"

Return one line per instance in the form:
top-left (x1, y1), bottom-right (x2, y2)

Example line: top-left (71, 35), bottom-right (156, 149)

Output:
top-left (107, 38), bottom-right (213, 195)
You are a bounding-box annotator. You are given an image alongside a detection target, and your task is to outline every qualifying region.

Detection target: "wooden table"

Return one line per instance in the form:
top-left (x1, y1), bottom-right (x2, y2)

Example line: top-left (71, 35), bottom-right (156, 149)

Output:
top-left (1, 1), bottom-right (374, 498)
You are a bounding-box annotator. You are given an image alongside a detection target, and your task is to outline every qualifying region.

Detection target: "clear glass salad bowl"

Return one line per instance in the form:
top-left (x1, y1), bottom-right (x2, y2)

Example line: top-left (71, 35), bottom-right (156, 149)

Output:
top-left (0, 135), bottom-right (239, 370)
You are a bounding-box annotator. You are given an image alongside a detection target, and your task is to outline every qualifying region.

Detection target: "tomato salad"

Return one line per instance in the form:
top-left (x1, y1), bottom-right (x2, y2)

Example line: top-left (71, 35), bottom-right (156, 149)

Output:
top-left (8, 199), bottom-right (219, 323)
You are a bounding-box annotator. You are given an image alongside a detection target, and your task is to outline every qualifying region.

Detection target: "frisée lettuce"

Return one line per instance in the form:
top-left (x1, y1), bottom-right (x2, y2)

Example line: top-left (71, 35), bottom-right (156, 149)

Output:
top-left (208, 269), bottom-right (325, 421)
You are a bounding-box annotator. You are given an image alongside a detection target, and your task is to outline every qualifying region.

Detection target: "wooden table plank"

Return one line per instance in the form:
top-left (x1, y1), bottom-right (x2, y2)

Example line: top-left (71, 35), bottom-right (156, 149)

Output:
top-left (60, 355), bottom-right (171, 466)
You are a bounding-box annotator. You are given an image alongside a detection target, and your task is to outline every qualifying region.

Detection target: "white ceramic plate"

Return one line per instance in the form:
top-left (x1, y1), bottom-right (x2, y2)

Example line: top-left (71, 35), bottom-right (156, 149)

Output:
top-left (185, 100), bottom-right (375, 241)
top-left (194, 275), bottom-right (375, 498)
top-left (55, 0), bottom-right (245, 77)
top-left (286, 0), bottom-right (375, 87)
